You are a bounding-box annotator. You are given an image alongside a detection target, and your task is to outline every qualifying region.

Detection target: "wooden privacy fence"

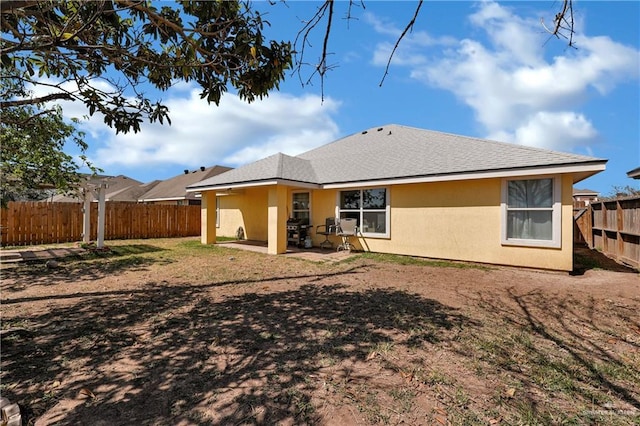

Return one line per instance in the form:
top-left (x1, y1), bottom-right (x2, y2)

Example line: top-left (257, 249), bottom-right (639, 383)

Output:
top-left (574, 196), bottom-right (640, 269)
top-left (1, 201), bottom-right (201, 246)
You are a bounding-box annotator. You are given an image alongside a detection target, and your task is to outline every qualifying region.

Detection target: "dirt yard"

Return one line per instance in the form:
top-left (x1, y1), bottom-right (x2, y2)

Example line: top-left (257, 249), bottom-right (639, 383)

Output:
top-left (1, 238), bottom-right (639, 425)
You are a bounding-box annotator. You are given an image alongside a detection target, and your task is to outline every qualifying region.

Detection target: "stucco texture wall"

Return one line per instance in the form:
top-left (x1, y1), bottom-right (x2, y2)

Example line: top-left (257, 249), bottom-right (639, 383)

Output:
top-left (217, 187), bottom-right (269, 241)
top-left (209, 174), bottom-right (574, 271)
top-left (310, 176), bottom-right (574, 271)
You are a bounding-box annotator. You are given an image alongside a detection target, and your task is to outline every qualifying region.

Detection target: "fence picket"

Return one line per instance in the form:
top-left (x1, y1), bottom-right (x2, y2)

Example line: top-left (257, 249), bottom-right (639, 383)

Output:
top-left (1, 201), bottom-right (201, 246)
top-left (574, 196), bottom-right (640, 269)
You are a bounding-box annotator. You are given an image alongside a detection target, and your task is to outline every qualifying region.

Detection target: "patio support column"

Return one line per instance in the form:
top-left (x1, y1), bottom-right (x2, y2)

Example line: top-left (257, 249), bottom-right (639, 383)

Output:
top-left (267, 185), bottom-right (287, 255)
top-left (201, 191), bottom-right (217, 245)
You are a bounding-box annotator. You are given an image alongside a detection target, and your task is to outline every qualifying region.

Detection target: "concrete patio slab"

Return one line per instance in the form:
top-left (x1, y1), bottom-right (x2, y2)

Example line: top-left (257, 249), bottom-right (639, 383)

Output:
top-left (0, 247), bottom-right (87, 264)
top-left (217, 240), bottom-right (357, 263)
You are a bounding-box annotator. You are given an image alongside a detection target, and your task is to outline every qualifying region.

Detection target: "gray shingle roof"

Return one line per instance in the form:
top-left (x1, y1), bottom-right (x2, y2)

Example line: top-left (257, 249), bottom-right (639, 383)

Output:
top-left (51, 175), bottom-right (143, 202)
top-left (189, 153), bottom-right (317, 188)
top-left (139, 165), bottom-right (231, 201)
top-left (572, 188), bottom-right (599, 196)
top-left (188, 124), bottom-right (606, 190)
top-left (108, 180), bottom-right (161, 202)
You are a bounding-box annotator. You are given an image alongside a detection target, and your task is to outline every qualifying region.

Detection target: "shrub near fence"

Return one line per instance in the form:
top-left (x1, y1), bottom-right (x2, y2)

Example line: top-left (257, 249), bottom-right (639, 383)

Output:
top-left (0, 201), bottom-right (201, 246)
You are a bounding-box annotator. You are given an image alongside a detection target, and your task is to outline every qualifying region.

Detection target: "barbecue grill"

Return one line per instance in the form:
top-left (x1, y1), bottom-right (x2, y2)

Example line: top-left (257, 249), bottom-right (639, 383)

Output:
top-left (287, 218), bottom-right (309, 247)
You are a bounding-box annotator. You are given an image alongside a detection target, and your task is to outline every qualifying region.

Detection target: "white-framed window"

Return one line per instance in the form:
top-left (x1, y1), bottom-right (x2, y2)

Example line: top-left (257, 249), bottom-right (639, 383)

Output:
top-left (501, 176), bottom-right (561, 248)
top-left (292, 192), bottom-right (310, 225)
top-left (338, 187), bottom-right (389, 238)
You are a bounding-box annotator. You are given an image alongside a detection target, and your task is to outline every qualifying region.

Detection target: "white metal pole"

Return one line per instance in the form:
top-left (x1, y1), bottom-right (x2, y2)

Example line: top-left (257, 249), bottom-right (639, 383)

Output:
top-left (97, 184), bottom-right (106, 248)
top-left (82, 188), bottom-right (91, 244)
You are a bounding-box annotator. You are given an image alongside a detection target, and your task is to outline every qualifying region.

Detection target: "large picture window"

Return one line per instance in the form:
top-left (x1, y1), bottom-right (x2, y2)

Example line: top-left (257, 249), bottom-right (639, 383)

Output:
top-left (339, 188), bottom-right (389, 237)
top-left (502, 177), bottom-right (561, 248)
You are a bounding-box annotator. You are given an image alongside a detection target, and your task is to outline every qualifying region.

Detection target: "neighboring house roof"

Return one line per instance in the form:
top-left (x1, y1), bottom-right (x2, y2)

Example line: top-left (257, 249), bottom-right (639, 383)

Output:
top-left (188, 124), bottom-right (607, 191)
top-left (627, 167), bottom-right (640, 179)
top-left (50, 175), bottom-right (143, 202)
top-left (107, 180), bottom-right (161, 202)
top-left (139, 165), bottom-right (232, 202)
top-left (572, 188), bottom-right (599, 197)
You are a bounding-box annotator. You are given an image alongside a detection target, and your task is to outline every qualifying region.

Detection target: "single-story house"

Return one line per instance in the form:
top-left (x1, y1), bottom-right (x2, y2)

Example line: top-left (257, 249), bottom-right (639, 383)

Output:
top-left (572, 188), bottom-right (599, 206)
top-left (138, 165), bottom-right (232, 205)
top-left (187, 125), bottom-right (607, 271)
top-left (50, 175), bottom-right (144, 202)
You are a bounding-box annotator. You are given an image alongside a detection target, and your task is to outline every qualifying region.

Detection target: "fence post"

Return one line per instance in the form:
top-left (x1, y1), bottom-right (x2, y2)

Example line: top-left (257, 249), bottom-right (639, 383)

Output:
top-left (1, 201), bottom-right (202, 246)
top-left (586, 204), bottom-right (593, 248)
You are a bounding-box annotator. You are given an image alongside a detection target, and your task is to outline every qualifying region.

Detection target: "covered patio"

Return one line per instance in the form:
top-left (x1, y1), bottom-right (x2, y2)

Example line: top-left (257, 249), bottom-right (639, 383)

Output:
top-left (216, 240), bottom-right (357, 263)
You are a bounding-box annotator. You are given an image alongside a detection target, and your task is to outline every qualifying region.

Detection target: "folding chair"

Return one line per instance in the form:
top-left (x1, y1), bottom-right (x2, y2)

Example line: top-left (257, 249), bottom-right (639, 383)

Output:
top-left (316, 217), bottom-right (336, 249)
top-left (336, 218), bottom-right (357, 252)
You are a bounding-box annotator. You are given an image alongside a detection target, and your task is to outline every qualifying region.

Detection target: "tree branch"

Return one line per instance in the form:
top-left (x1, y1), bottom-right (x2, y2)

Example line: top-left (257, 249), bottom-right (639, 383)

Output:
top-left (1, 92), bottom-right (74, 108)
top-left (317, 0), bottom-right (334, 101)
top-left (541, 0), bottom-right (576, 47)
top-left (0, 0), bottom-right (40, 13)
top-left (1, 108), bottom-right (57, 127)
top-left (379, 0), bottom-right (423, 87)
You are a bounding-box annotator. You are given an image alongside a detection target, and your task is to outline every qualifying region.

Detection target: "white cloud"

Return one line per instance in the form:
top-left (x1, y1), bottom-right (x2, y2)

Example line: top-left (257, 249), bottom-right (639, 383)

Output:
top-left (468, 0), bottom-right (544, 66)
top-left (28, 77), bottom-right (125, 139)
top-left (365, 12), bottom-right (456, 67)
top-left (86, 88), bottom-right (341, 169)
top-left (488, 111), bottom-right (598, 150)
top-left (515, 112), bottom-right (598, 150)
top-left (27, 74), bottom-right (342, 175)
top-left (369, 1), bottom-right (640, 151)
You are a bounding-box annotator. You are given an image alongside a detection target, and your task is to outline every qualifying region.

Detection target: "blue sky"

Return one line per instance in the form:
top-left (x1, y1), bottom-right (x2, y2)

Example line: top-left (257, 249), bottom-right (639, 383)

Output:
top-left (56, 1), bottom-right (639, 195)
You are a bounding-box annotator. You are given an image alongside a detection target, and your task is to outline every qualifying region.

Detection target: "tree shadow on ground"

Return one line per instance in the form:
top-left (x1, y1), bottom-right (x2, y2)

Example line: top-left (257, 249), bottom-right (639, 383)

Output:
top-left (572, 243), bottom-right (637, 275)
top-left (1, 274), bottom-right (474, 425)
top-left (0, 244), bottom-right (169, 291)
top-left (456, 287), bottom-right (640, 423)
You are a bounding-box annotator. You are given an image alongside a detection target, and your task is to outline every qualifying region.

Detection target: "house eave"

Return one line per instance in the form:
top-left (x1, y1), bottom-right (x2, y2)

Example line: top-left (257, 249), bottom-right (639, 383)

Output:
top-left (187, 162), bottom-right (606, 192)
top-left (138, 196), bottom-right (186, 202)
top-left (187, 179), bottom-right (321, 193)
top-left (321, 162), bottom-right (607, 189)
top-left (627, 166), bottom-right (640, 179)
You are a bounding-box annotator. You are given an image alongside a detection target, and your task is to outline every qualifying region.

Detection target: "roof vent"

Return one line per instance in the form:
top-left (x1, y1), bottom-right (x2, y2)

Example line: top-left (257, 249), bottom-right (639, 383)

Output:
top-left (184, 169), bottom-right (189, 174)
top-left (361, 130), bottom-right (368, 134)
top-left (377, 127), bottom-right (383, 131)
top-left (200, 166), bottom-right (205, 171)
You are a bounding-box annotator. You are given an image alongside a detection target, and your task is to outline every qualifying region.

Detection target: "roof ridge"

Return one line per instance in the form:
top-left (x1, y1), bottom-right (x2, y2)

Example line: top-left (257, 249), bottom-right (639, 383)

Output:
top-left (188, 124), bottom-right (606, 191)
top-left (392, 124), bottom-right (603, 160)
top-left (276, 153), bottom-right (284, 178)
top-left (299, 123), bottom-right (603, 161)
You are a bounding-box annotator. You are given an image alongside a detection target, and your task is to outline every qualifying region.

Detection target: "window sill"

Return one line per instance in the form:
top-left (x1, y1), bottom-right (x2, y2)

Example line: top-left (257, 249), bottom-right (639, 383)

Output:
top-left (502, 239), bottom-right (561, 249)
top-left (360, 232), bottom-right (390, 239)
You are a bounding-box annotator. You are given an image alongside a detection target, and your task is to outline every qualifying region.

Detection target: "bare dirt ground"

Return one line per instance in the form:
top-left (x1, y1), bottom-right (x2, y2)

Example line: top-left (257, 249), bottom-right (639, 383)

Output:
top-left (1, 238), bottom-right (639, 425)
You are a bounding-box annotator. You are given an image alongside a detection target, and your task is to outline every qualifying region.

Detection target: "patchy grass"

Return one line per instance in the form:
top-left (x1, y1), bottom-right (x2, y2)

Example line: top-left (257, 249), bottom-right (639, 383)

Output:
top-left (352, 251), bottom-right (493, 270)
top-left (1, 237), bottom-right (638, 425)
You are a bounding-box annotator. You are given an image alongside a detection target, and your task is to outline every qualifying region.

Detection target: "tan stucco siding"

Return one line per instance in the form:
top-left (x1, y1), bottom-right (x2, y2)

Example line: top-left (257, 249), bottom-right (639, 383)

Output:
top-left (308, 176), bottom-right (574, 271)
top-left (310, 190), bottom-right (337, 227)
top-left (217, 187), bottom-right (269, 241)
top-left (200, 191), bottom-right (216, 244)
top-left (208, 174), bottom-right (574, 271)
top-left (378, 180), bottom-right (501, 263)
